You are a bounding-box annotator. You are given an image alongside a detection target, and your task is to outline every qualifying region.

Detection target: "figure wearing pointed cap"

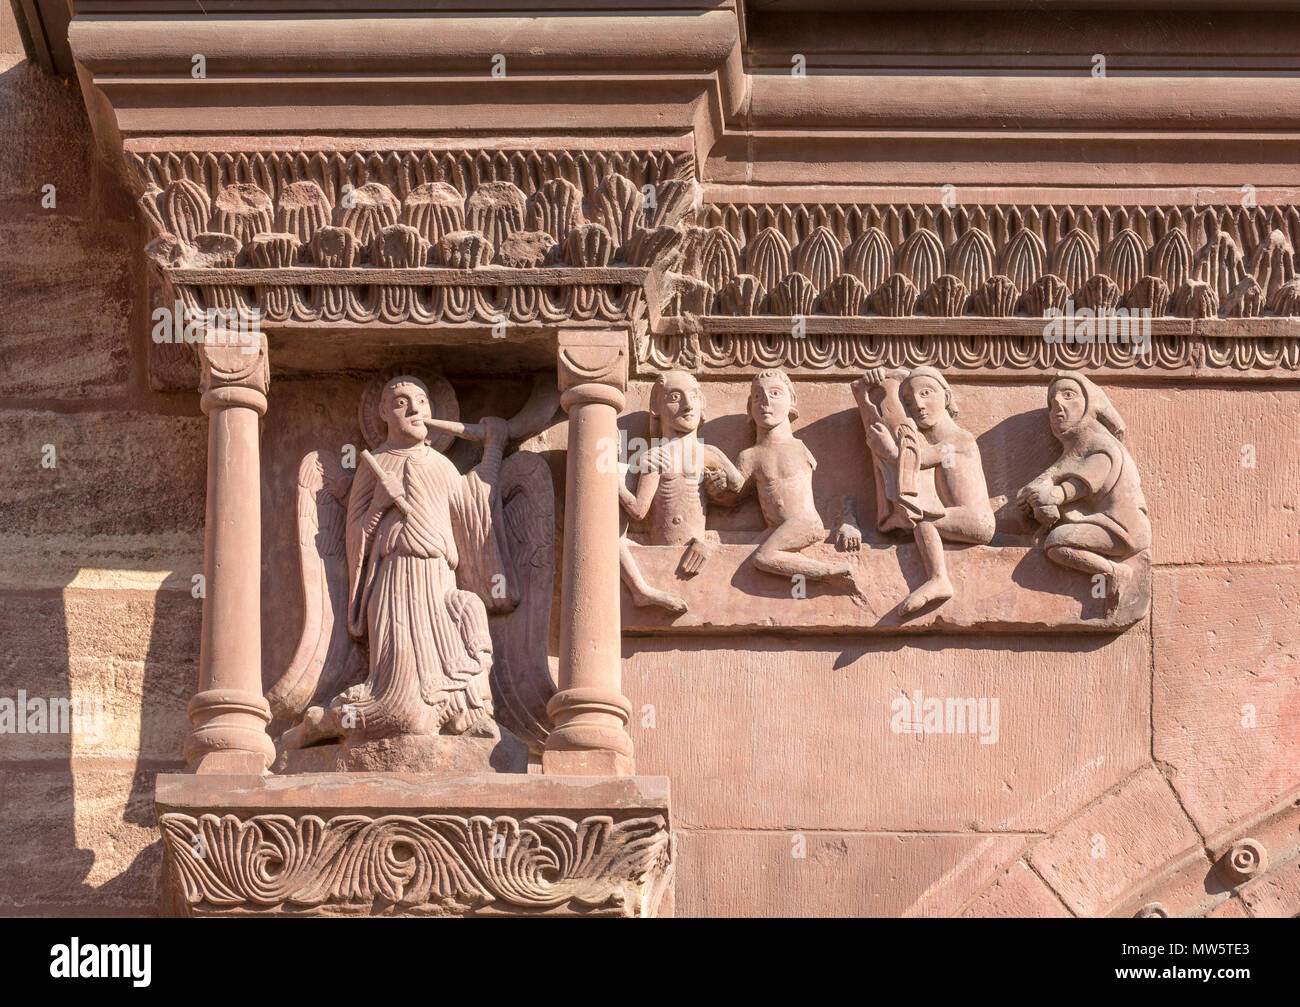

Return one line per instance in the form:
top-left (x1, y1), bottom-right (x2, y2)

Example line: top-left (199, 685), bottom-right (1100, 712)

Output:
top-left (852, 366), bottom-right (995, 615)
top-left (1017, 371), bottom-right (1150, 611)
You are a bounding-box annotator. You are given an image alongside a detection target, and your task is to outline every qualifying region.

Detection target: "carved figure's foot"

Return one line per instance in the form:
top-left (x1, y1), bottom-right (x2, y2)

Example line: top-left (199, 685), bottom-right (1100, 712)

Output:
top-left (631, 584), bottom-right (689, 614)
top-left (823, 562), bottom-right (858, 593)
top-left (1106, 560), bottom-right (1135, 614)
top-left (899, 575), bottom-right (953, 616)
top-left (466, 714), bottom-right (500, 739)
top-left (278, 705), bottom-right (333, 751)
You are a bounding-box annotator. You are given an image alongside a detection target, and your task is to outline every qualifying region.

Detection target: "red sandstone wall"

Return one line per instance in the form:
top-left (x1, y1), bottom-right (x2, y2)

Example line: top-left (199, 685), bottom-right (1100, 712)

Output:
top-left (0, 4), bottom-right (203, 915)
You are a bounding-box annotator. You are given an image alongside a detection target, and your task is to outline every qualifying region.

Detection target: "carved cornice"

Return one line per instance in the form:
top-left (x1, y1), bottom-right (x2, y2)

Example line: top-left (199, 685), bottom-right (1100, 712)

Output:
top-left (641, 324), bottom-right (1300, 379)
top-left (123, 144), bottom-right (1300, 381)
top-left (161, 811), bottom-right (672, 917)
top-left (132, 147), bottom-right (695, 333)
top-left (679, 201), bottom-right (1300, 321)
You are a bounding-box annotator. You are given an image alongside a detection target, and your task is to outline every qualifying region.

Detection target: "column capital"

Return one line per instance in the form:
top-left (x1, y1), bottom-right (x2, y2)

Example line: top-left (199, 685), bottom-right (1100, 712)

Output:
top-left (196, 332), bottom-right (269, 413)
top-left (557, 329), bottom-right (628, 412)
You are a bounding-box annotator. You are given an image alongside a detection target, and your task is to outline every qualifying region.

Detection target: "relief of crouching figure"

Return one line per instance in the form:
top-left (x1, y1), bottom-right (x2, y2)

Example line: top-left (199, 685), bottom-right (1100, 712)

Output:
top-left (1017, 371), bottom-right (1150, 612)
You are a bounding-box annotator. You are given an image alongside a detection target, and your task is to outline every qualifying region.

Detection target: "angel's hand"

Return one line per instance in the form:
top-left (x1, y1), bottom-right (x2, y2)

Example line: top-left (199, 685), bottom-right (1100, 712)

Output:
top-left (836, 522), bottom-right (862, 552)
top-left (371, 471), bottom-right (405, 513)
top-left (681, 535), bottom-right (716, 575)
top-left (479, 415), bottom-right (508, 444)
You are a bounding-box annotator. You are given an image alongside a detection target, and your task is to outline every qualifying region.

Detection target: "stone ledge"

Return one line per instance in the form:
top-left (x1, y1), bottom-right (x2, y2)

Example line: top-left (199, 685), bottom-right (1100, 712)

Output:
top-left (621, 541), bottom-right (1149, 633)
top-left (156, 772), bottom-right (672, 917)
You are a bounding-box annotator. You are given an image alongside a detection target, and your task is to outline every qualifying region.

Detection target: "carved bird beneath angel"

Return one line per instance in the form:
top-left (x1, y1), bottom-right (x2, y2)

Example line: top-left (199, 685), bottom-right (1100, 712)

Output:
top-left (267, 370), bottom-right (559, 761)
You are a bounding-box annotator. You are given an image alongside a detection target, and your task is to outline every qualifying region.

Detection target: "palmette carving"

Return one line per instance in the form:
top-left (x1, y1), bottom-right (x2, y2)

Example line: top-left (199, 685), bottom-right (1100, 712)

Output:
top-left (689, 203), bottom-right (1300, 318)
top-left (161, 812), bottom-right (671, 915)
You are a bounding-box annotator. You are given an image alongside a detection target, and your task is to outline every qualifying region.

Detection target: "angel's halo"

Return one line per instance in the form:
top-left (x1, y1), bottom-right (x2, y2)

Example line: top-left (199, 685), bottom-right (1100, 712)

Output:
top-left (358, 367), bottom-right (460, 453)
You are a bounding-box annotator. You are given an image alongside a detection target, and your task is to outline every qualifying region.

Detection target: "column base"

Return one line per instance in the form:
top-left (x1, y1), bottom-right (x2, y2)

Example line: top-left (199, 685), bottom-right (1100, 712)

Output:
top-left (543, 748), bottom-right (636, 776)
top-left (156, 772), bottom-right (672, 917)
top-left (187, 750), bottom-right (272, 775)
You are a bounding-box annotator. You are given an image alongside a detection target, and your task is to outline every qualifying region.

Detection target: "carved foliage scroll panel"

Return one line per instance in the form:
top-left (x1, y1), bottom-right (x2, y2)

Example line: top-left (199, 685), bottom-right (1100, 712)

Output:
top-left (160, 810), bottom-right (671, 917)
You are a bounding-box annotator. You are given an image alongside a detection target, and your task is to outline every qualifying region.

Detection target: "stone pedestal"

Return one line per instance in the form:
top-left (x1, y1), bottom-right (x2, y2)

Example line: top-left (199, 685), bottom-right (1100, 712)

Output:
top-left (156, 773), bottom-right (672, 917)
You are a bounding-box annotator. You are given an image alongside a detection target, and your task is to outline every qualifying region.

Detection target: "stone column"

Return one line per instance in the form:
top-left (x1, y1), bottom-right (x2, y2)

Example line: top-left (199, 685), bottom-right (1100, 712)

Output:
top-left (544, 329), bottom-right (635, 776)
top-left (185, 333), bottom-right (276, 774)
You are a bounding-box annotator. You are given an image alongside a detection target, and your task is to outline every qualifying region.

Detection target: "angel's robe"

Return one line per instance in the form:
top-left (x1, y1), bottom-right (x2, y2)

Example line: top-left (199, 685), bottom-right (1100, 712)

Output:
top-left (341, 444), bottom-right (512, 738)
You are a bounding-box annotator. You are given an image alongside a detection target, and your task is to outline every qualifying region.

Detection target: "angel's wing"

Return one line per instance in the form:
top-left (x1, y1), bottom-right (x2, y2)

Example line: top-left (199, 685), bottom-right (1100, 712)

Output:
top-left (265, 449), bottom-right (365, 727)
top-left (488, 449), bottom-right (558, 753)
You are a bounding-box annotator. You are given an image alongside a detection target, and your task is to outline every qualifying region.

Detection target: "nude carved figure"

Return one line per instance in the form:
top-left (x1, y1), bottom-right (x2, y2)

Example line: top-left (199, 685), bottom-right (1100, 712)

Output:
top-left (851, 366), bottom-right (994, 615)
top-left (619, 370), bottom-right (743, 613)
top-left (712, 369), bottom-right (857, 592)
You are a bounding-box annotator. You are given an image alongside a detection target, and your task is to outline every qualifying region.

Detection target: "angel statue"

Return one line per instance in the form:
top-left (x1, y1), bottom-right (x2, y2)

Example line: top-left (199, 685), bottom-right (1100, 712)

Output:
top-left (267, 370), bottom-right (559, 762)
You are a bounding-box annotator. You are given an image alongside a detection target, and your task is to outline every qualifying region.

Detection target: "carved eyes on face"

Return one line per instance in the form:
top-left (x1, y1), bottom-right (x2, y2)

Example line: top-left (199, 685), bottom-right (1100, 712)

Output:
top-left (393, 393), bottom-right (428, 413)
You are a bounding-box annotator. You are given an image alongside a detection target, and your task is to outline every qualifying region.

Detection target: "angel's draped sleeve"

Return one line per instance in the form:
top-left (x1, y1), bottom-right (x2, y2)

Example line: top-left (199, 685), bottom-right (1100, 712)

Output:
top-left (345, 459), bottom-right (380, 639)
top-left (450, 467), bottom-right (517, 615)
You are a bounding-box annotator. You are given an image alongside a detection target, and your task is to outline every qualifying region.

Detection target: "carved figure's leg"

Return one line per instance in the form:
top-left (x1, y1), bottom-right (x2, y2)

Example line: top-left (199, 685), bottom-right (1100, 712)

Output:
top-left (932, 504), bottom-right (996, 545)
top-left (900, 520), bottom-right (954, 616)
top-left (753, 519), bottom-right (856, 590)
top-left (620, 537), bottom-right (688, 613)
top-left (1043, 523), bottom-right (1133, 610)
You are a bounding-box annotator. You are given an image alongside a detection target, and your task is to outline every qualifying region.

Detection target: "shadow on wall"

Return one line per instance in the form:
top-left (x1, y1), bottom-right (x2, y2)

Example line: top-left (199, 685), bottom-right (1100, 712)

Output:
top-left (0, 566), bottom-right (193, 917)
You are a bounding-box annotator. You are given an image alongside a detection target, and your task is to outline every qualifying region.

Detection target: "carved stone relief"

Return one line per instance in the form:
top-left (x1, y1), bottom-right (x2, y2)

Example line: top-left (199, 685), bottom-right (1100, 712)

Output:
top-left (620, 366), bottom-right (1151, 632)
top-left (161, 811), bottom-right (670, 917)
top-left (267, 370), bottom-right (559, 772)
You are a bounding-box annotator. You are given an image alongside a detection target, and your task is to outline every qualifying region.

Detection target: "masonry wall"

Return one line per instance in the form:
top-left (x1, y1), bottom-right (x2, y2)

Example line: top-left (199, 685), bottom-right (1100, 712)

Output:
top-left (1, 2), bottom-right (1297, 917)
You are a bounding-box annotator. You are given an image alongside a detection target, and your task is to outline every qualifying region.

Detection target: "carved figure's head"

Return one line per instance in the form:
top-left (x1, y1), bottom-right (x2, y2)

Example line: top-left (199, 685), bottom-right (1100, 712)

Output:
top-left (748, 369), bottom-right (798, 432)
top-left (380, 376), bottom-right (433, 447)
top-left (901, 366), bottom-right (957, 429)
top-left (1048, 371), bottom-right (1125, 443)
top-left (650, 370), bottom-right (705, 437)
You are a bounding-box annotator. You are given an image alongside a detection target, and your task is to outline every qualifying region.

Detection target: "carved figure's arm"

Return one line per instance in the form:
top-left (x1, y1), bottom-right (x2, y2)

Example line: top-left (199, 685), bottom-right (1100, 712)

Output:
top-left (619, 465), bottom-right (661, 521)
top-left (701, 443), bottom-right (745, 502)
top-left (706, 449), bottom-right (754, 507)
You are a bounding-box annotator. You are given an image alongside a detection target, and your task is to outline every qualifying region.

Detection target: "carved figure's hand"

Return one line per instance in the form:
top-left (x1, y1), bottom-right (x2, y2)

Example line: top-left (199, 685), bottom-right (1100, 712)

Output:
top-left (371, 470), bottom-right (405, 513)
top-left (836, 522), bottom-right (862, 552)
top-left (479, 415), bottom-right (509, 444)
top-left (681, 535), bottom-right (716, 575)
top-left (1020, 481), bottom-right (1057, 510)
top-left (701, 466), bottom-right (729, 497)
top-left (1017, 480), bottom-right (1060, 525)
top-left (643, 444), bottom-right (675, 474)
top-left (865, 421), bottom-right (897, 457)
